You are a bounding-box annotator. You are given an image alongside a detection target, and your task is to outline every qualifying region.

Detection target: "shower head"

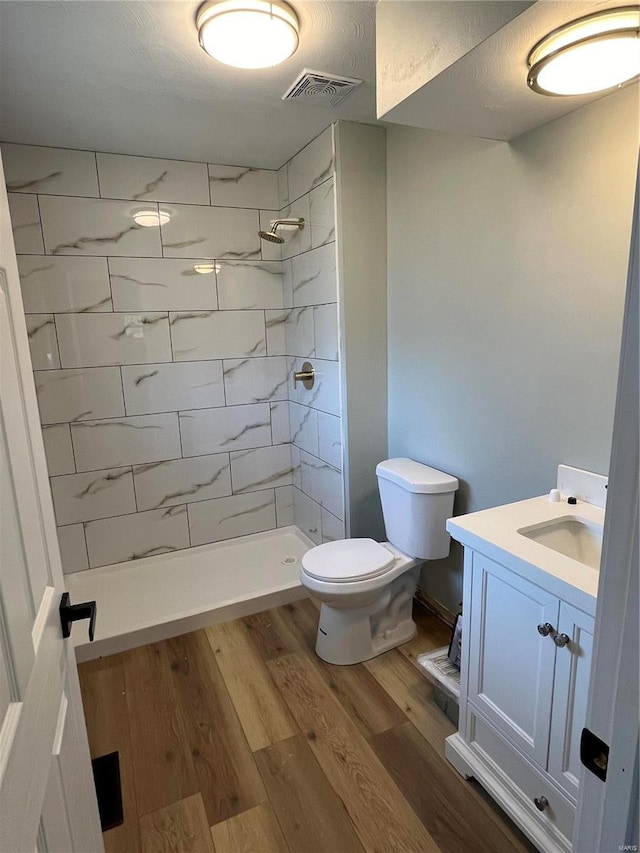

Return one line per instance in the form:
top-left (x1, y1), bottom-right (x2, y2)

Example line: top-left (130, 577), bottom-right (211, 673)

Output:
top-left (258, 217), bottom-right (305, 244)
top-left (258, 229), bottom-right (285, 244)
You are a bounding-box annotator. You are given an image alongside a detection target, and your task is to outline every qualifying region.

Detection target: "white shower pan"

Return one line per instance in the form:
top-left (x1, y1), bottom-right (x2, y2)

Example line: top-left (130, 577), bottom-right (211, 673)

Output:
top-left (67, 526), bottom-right (313, 661)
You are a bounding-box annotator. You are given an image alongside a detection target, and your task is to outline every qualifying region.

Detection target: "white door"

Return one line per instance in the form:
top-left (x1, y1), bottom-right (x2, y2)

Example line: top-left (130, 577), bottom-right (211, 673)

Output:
top-left (574, 163), bottom-right (639, 852)
top-left (0, 159), bottom-right (103, 850)
top-left (468, 553), bottom-right (558, 768)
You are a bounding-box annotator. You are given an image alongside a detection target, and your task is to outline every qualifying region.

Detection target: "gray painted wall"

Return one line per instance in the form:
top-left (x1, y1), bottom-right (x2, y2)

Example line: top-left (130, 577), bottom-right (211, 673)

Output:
top-left (386, 84), bottom-right (639, 613)
top-left (335, 122), bottom-right (388, 540)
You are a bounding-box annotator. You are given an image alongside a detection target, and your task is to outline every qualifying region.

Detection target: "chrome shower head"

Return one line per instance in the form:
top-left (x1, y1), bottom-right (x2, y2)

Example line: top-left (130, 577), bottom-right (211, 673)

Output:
top-left (258, 217), bottom-right (305, 244)
top-left (258, 229), bottom-right (285, 244)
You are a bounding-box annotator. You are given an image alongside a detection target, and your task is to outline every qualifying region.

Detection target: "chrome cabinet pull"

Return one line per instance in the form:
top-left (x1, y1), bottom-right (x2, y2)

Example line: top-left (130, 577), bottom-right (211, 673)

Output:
top-left (554, 633), bottom-right (571, 648)
top-left (534, 796), bottom-right (549, 812)
top-left (537, 622), bottom-right (554, 636)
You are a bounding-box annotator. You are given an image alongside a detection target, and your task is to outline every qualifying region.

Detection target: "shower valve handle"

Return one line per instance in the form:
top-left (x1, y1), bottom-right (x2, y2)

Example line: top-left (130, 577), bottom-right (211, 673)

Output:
top-left (293, 362), bottom-right (315, 390)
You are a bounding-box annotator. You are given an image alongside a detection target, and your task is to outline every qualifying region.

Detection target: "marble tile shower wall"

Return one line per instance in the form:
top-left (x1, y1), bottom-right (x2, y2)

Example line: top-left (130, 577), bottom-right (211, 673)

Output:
top-left (275, 128), bottom-right (344, 547)
top-left (3, 127), bottom-right (344, 572)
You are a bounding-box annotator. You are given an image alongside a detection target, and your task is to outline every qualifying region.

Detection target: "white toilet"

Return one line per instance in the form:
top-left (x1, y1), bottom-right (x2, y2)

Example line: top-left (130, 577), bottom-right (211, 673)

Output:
top-left (300, 458), bottom-right (459, 665)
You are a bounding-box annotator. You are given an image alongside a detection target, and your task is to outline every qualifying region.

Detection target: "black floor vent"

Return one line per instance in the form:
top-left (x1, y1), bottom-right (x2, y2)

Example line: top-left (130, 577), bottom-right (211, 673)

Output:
top-left (91, 751), bottom-right (123, 831)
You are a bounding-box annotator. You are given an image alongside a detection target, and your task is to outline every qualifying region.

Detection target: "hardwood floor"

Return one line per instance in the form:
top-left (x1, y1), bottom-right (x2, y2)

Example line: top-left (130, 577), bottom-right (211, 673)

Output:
top-left (78, 600), bottom-right (536, 853)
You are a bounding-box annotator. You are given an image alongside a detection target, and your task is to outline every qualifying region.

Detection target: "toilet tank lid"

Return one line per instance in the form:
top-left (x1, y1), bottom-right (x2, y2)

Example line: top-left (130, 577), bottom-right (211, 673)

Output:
top-left (376, 458), bottom-right (459, 494)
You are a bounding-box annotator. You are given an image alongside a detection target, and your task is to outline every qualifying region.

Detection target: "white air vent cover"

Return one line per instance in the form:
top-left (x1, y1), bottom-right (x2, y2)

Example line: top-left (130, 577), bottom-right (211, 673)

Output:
top-left (282, 68), bottom-right (362, 107)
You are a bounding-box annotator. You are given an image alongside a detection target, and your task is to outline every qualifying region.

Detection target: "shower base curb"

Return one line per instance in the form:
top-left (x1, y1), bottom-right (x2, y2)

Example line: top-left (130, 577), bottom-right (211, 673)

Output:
top-left (67, 525), bottom-right (314, 662)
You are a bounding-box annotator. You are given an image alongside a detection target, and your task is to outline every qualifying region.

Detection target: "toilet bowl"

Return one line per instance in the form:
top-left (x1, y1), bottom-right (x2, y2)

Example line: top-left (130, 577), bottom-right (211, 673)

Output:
top-left (300, 458), bottom-right (459, 665)
top-left (300, 538), bottom-right (420, 664)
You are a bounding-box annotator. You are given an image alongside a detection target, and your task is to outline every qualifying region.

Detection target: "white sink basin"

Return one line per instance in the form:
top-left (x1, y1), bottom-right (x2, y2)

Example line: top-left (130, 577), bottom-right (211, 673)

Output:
top-left (518, 516), bottom-right (603, 570)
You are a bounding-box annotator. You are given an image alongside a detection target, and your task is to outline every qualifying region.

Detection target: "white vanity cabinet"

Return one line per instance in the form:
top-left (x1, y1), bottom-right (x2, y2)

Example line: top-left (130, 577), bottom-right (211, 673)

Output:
top-left (447, 545), bottom-right (596, 853)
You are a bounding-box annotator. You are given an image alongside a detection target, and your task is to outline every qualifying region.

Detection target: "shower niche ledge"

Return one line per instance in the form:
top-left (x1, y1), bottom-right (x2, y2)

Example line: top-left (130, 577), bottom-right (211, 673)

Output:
top-left (67, 526), bottom-right (313, 661)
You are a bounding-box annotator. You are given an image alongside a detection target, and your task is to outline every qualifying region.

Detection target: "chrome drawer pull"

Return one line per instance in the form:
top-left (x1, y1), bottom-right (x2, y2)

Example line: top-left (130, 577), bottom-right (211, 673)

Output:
top-left (534, 796), bottom-right (549, 812)
top-left (537, 622), bottom-right (554, 636)
top-left (554, 633), bottom-right (571, 648)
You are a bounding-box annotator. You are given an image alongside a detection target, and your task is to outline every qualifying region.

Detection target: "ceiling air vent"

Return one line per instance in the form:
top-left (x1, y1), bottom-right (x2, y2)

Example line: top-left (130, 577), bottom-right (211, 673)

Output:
top-left (281, 69), bottom-right (362, 107)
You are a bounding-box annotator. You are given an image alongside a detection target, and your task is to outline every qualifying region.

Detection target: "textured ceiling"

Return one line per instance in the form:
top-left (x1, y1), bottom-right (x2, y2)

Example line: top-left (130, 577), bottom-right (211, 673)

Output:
top-left (0, 0), bottom-right (377, 168)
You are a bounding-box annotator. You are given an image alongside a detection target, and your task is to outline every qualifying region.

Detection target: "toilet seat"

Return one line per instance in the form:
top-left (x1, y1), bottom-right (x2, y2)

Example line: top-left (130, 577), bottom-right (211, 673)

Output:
top-left (301, 538), bottom-right (396, 583)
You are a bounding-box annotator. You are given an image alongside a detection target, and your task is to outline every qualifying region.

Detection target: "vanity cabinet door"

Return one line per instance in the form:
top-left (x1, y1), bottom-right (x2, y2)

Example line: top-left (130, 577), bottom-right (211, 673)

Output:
top-left (547, 602), bottom-right (595, 801)
top-left (468, 554), bottom-right (559, 769)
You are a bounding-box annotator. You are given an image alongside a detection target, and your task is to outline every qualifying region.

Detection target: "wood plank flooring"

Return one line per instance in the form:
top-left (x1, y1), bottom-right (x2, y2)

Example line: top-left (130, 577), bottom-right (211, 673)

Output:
top-left (78, 599), bottom-right (536, 853)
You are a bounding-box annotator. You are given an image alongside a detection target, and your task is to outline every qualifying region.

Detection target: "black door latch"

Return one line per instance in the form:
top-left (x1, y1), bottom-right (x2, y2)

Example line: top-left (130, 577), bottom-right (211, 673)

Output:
top-left (580, 727), bottom-right (609, 782)
top-left (60, 592), bottom-right (97, 642)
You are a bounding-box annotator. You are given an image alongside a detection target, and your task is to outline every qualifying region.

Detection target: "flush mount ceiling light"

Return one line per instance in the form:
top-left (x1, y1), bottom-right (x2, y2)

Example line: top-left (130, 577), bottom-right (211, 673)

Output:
top-left (133, 209), bottom-right (171, 227)
top-left (196, 0), bottom-right (299, 69)
top-left (527, 7), bottom-right (640, 96)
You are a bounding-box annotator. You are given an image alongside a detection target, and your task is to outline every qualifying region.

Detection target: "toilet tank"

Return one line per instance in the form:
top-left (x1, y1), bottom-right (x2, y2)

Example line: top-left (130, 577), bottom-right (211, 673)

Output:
top-left (376, 458), bottom-right (459, 560)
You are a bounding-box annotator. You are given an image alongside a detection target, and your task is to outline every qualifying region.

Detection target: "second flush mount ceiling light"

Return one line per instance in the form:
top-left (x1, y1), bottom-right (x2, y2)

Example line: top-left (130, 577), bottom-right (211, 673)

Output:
top-left (527, 6), bottom-right (640, 96)
top-left (196, 0), bottom-right (299, 69)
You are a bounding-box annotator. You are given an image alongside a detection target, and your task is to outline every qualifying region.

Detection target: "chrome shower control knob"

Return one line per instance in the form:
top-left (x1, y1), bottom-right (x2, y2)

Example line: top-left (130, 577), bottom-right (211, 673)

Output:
top-left (534, 796), bottom-right (549, 812)
top-left (554, 633), bottom-right (571, 648)
top-left (537, 622), bottom-right (554, 636)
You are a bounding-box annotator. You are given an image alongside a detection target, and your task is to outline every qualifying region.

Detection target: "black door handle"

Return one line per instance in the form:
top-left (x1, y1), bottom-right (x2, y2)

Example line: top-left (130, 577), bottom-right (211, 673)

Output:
top-left (60, 592), bottom-right (97, 642)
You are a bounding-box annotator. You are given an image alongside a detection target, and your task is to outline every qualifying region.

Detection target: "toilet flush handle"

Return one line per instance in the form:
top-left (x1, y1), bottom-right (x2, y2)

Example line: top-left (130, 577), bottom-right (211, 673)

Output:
top-left (293, 362), bottom-right (315, 390)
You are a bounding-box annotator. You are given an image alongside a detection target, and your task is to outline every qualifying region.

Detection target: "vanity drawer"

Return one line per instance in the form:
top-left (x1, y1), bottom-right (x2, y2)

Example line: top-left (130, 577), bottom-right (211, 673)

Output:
top-left (469, 712), bottom-right (575, 844)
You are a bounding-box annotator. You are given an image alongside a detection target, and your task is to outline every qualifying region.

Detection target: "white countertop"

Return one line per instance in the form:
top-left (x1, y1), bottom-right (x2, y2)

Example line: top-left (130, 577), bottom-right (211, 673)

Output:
top-left (447, 495), bottom-right (604, 613)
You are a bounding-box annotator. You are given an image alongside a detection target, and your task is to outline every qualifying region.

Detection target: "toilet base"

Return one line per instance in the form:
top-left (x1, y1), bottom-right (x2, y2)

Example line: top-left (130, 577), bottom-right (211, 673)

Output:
top-left (314, 570), bottom-right (419, 665)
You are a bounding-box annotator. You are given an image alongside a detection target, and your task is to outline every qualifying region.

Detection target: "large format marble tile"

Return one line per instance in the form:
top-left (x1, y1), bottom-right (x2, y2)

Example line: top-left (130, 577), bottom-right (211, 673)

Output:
top-left (287, 128), bottom-right (334, 203)
top-left (188, 490), bottom-right (276, 546)
top-left (282, 260), bottom-right (294, 308)
top-left (179, 403), bottom-right (271, 457)
top-left (160, 204), bottom-right (260, 259)
top-left (35, 367), bottom-right (125, 424)
top-left (292, 357), bottom-right (340, 416)
top-left (279, 196), bottom-right (312, 261)
top-left (57, 524), bottom-right (89, 574)
top-left (39, 196), bottom-right (162, 257)
top-left (275, 485), bottom-right (294, 527)
top-left (55, 312), bottom-right (171, 367)
top-left (26, 314), bottom-right (60, 370)
top-left (132, 454), bottom-right (231, 511)
top-left (229, 444), bottom-right (292, 493)
top-left (70, 413), bottom-right (180, 472)
top-left (216, 260), bottom-right (284, 310)
top-left (277, 164), bottom-right (289, 209)
top-left (291, 242), bottom-right (337, 306)
top-left (3, 144), bottom-right (99, 197)
top-left (84, 506), bottom-right (190, 568)
top-left (322, 508), bottom-right (345, 543)
top-left (309, 177), bottom-right (336, 248)
top-left (41, 424), bottom-right (75, 476)
top-left (289, 401), bottom-right (318, 455)
top-left (293, 486), bottom-right (322, 545)
top-left (97, 153), bottom-right (210, 205)
top-left (270, 401), bottom-right (290, 444)
top-left (17, 256), bottom-right (112, 313)
top-left (265, 310), bottom-right (288, 356)
top-left (299, 449), bottom-right (343, 519)
top-left (291, 444), bottom-right (301, 489)
top-left (314, 303), bottom-right (339, 361)
top-left (223, 356), bottom-right (288, 405)
top-left (109, 257), bottom-right (218, 311)
top-left (50, 467), bottom-right (136, 526)
top-left (208, 164), bottom-right (278, 209)
top-left (121, 360), bottom-right (224, 415)
top-left (170, 310), bottom-right (266, 361)
top-left (317, 411), bottom-right (342, 470)
top-left (8, 193), bottom-right (44, 253)
top-left (285, 306), bottom-right (315, 358)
